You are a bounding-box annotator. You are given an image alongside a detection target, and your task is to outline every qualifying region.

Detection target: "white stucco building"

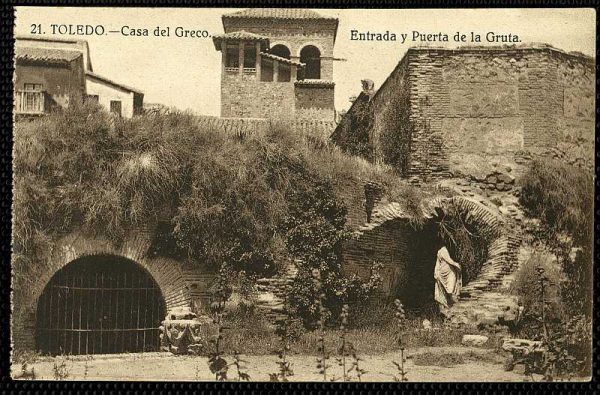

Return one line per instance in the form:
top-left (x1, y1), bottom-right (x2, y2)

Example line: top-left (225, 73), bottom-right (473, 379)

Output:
top-left (86, 72), bottom-right (144, 118)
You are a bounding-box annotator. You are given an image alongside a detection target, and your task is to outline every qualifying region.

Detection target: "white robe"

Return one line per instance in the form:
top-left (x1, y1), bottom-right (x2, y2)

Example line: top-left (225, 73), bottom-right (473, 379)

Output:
top-left (434, 247), bottom-right (462, 307)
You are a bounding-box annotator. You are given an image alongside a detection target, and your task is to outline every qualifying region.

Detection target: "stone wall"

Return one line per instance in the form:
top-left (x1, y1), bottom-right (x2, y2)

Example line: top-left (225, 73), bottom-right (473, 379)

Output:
top-left (342, 220), bottom-right (411, 296)
top-left (10, 225), bottom-right (216, 352)
top-left (335, 45), bottom-right (595, 181)
top-left (339, 195), bottom-right (520, 317)
top-left (221, 72), bottom-right (296, 119)
top-left (294, 83), bottom-right (335, 121)
top-left (371, 55), bottom-right (413, 173)
top-left (221, 73), bottom-right (337, 121)
top-left (402, 46), bottom-right (594, 180)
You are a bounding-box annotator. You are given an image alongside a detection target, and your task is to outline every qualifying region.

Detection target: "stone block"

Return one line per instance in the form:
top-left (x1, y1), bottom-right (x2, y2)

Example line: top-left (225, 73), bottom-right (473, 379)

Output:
top-left (462, 334), bottom-right (489, 346)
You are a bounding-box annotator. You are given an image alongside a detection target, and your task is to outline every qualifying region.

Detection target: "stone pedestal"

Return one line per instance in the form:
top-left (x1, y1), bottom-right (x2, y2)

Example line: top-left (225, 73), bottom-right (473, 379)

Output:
top-left (159, 307), bottom-right (212, 355)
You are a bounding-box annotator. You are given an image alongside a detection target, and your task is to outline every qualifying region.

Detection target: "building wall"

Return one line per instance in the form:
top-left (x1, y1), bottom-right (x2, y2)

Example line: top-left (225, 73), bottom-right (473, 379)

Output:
top-left (86, 77), bottom-right (136, 118)
top-left (221, 72), bottom-right (296, 118)
top-left (14, 57), bottom-right (86, 110)
top-left (294, 84), bottom-right (335, 120)
top-left (341, 46), bottom-right (595, 180)
top-left (371, 55), bottom-right (413, 173)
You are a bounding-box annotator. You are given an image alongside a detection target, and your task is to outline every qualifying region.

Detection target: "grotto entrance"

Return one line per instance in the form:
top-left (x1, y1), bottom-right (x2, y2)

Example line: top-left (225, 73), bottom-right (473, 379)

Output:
top-left (396, 220), bottom-right (441, 311)
top-left (35, 255), bottom-right (166, 355)
top-left (396, 208), bottom-right (491, 312)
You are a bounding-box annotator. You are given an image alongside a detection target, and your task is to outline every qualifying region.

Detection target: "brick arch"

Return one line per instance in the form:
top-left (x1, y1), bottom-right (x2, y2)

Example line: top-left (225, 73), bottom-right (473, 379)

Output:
top-left (295, 42), bottom-right (325, 58)
top-left (13, 230), bottom-right (191, 351)
top-left (352, 195), bottom-right (519, 296)
top-left (269, 41), bottom-right (293, 58)
top-left (426, 196), bottom-right (520, 287)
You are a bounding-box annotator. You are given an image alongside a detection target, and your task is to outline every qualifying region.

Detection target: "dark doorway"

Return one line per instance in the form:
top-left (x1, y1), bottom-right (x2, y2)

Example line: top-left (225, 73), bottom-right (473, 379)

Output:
top-left (299, 45), bottom-right (321, 79)
top-left (270, 44), bottom-right (291, 59)
top-left (398, 221), bottom-right (441, 311)
top-left (36, 255), bottom-right (166, 355)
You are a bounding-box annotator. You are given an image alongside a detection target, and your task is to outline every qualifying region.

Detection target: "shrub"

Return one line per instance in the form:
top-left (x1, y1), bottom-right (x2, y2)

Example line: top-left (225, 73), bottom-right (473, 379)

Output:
top-left (516, 157), bottom-right (593, 378)
top-left (519, 158), bottom-right (593, 247)
top-left (519, 158), bottom-right (593, 316)
top-left (510, 252), bottom-right (565, 338)
top-left (331, 94), bottom-right (374, 161)
top-left (282, 175), bottom-right (381, 328)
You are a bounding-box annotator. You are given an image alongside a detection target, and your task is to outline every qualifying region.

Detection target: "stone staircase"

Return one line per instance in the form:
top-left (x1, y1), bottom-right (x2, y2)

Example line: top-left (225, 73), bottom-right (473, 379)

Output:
top-left (442, 203), bottom-right (524, 327)
top-left (254, 265), bottom-right (297, 321)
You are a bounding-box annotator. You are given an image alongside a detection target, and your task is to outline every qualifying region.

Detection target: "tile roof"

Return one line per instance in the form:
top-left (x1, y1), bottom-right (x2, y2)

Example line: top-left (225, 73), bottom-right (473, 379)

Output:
top-left (213, 31), bottom-right (270, 50)
top-left (16, 35), bottom-right (94, 71)
top-left (294, 80), bottom-right (335, 87)
top-left (15, 35), bottom-right (84, 44)
top-left (86, 71), bottom-right (143, 94)
top-left (223, 8), bottom-right (337, 20)
top-left (260, 52), bottom-right (304, 66)
top-left (15, 47), bottom-right (82, 64)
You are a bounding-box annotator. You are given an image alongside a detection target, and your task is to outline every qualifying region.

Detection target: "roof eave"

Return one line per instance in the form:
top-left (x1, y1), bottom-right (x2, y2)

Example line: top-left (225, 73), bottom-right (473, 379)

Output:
top-left (86, 72), bottom-right (144, 95)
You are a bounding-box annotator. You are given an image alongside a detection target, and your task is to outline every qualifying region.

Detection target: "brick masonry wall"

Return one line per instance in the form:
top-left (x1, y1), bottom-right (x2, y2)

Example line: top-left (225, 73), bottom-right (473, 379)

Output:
top-left (368, 46), bottom-right (594, 180)
top-left (339, 195), bottom-right (519, 306)
top-left (342, 221), bottom-right (411, 296)
top-left (192, 115), bottom-right (336, 140)
top-left (11, 225), bottom-right (200, 352)
top-left (221, 73), bottom-right (296, 119)
top-left (294, 84), bottom-right (335, 120)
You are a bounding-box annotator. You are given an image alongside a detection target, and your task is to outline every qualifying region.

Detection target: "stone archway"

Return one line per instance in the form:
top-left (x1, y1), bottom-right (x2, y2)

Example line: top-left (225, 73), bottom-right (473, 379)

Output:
top-left (342, 195), bottom-right (520, 314)
top-left (35, 254), bottom-right (166, 355)
top-left (12, 230), bottom-right (192, 352)
top-left (299, 45), bottom-right (321, 79)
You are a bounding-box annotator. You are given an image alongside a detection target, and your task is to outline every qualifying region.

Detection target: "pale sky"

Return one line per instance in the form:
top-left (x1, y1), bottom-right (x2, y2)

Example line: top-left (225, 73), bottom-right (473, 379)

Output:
top-left (15, 7), bottom-right (596, 115)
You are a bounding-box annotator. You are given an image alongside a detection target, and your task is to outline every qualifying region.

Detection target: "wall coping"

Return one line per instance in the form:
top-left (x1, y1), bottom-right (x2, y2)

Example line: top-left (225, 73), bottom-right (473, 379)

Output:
top-left (406, 43), bottom-right (594, 63)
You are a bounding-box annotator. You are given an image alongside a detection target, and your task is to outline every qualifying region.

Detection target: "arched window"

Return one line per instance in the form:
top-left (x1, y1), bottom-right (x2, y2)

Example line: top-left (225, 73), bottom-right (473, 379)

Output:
top-left (270, 44), bottom-right (291, 59)
top-left (300, 45), bottom-right (321, 79)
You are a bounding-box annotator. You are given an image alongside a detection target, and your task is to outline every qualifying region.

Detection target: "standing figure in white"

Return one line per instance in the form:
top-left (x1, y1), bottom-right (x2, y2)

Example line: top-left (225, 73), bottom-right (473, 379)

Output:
top-left (434, 247), bottom-right (462, 308)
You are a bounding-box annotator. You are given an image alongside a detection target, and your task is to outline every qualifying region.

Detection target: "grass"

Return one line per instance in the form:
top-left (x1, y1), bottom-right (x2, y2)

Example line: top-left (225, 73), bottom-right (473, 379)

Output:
top-left (204, 324), bottom-right (496, 357)
top-left (204, 305), bottom-right (503, 356)
top-left (412, 350), bottom-right (505, 367)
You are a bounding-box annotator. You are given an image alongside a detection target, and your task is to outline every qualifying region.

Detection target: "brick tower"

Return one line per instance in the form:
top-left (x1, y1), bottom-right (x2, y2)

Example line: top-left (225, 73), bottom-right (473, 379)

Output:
top-left (213, 8), bottom-right (339, 120)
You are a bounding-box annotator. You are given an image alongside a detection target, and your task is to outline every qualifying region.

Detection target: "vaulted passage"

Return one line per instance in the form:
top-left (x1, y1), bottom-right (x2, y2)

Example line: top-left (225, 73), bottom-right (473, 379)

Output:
top-left (36, 255), bottom-right (166, 355)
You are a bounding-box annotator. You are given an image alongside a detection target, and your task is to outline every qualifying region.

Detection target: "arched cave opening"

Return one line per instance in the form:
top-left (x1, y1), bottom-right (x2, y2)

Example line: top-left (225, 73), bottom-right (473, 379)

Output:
top-left (395, 208), bottom-right (491, 313)
top-left (35, 255), bottom-right (166, 355)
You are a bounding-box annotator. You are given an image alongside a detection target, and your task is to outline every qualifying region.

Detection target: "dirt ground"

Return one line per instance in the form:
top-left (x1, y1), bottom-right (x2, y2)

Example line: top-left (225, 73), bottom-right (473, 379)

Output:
top-left (12, 346), bottom-right (548, 382)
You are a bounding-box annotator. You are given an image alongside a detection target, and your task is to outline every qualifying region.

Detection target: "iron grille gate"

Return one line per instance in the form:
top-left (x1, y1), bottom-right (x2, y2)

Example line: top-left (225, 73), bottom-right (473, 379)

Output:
top-left (36, 256), bottom-right (166, 355)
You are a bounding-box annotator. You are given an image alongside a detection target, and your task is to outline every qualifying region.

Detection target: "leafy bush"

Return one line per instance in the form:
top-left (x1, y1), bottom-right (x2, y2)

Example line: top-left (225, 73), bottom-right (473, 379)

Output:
top-left (517, 158), bottom-right (593, 377)
top-left (519, 158), bottom-right (593, 247)
top-left (331, 94), bottom-right (374, 161)
top-left (510, 252), bottom-right (565, 338)
top-left (519, 158), bottom-right (593, 315)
